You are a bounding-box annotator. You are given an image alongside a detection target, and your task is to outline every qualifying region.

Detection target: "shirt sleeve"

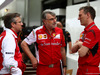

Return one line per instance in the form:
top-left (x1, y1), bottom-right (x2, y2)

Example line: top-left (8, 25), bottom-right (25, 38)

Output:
top-left (24, 29), bottom-right (36, 45)
top-left (2, 34), bottom-right (18, 69)
top-left (82, 30), bottom-right (99, 49)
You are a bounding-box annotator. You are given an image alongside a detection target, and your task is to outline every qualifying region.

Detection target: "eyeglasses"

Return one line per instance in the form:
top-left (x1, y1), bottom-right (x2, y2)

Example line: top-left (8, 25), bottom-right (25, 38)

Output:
top-left (14, 21), bottom-right (22, 24)
top-left (46, 17), bottom-right (57, 21)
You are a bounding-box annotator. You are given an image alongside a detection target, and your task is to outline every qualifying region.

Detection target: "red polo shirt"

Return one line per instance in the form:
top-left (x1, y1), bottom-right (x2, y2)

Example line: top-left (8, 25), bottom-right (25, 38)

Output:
top-left (79, 22), bottom-right (100, 66)
top-left (24, 25), bottom-right (65, 65)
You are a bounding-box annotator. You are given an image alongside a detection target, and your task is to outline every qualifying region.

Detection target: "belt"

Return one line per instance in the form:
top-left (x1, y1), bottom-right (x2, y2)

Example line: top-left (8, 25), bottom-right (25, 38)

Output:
top-left (49, 64), bottom-right (54, 68)
top-left (38, 62), bottom-right (60, 68)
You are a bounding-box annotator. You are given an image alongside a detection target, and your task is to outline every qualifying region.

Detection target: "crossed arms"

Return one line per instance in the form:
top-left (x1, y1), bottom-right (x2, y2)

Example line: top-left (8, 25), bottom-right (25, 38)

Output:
top-left (70, 40), bottom-right (89, 57)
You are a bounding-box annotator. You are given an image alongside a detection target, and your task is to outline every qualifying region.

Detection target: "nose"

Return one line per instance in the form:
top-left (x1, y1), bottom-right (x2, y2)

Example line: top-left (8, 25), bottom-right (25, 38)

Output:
top-left (78, 17), bottom-right (80, 20)
top-left (21, 22), bottom-right (23, 26)
top-left (53, 18), bottom-right (57, 22)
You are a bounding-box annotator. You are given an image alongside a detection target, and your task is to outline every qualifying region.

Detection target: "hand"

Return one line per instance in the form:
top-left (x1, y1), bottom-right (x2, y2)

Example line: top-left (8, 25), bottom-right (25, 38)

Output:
top-left (31, 57), bottom-right (38, 69)
top-left (11, 67), bottom-right (22, 75)
top-left (87, 50), bottom-right (90, 55)
top-left (63, 67), bottom-right (66, 75)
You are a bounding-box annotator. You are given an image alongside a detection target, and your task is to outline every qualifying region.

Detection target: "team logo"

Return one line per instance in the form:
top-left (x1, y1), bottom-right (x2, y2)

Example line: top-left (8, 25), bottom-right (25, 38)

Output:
top-left (53, 33), bottom-right (56, 37)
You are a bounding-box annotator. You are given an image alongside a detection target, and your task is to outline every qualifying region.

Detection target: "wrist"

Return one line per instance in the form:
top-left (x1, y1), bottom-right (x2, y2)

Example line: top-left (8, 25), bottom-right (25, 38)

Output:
top-left (63, 65), bottom-right (67, 68)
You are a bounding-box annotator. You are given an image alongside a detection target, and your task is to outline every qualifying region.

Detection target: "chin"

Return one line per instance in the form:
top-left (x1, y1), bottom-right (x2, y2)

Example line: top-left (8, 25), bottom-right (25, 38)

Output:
top-left (19, 29), bottom-right (22, 32)
top-left (81, 24), bottom-right (85, 26)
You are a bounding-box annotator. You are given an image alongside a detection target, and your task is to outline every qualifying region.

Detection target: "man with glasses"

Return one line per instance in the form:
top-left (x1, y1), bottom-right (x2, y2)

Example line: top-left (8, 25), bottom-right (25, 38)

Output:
top-left (21, 10), bottom-right (66, 75)
top-left (0, 13), bottom-right (26, 75)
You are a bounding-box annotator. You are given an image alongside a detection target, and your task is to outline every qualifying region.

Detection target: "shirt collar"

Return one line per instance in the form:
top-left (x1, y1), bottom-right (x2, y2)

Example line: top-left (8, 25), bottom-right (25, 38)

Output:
top-left (5, 28), bottom-right (17, 38)
top-left (10, 29), bottom-right (18, 37)
top-left (43, 25), bottom-right (55, 32)
top-left (84, 22), bottom-right (95, 32)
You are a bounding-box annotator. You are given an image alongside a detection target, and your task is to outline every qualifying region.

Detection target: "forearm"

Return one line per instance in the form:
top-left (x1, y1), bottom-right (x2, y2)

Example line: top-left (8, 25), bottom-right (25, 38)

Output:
top-left (68, 42), bottom-right (72, 50)
top-left (61, 47), bottom-right (66, 67)
top-left (78, 46), bottom-right (89, 57)
top-left (70, 41), bottom-right (83, 53)
top-left (61, 47), bottom-right (66, 75)
top-left (21, 41), bottom-right (38, 68)
top-left (21, 41), bottom-right (35, 60)
top-left (4, 58), bottom-right (22, 75)
top-left (71, 44), bottom-right (79, 53)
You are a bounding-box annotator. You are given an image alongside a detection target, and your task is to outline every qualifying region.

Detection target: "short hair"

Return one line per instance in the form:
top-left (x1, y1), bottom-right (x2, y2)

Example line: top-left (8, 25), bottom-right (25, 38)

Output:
top-left (79, 6), bottom-right (96, 20)
top-left (42, 10), bottom-right (56, 20)
top-left (3, 13), bottom-right (21, 29)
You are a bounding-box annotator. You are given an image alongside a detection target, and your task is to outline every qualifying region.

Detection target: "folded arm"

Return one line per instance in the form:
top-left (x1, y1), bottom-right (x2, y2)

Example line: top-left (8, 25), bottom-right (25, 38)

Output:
top-left (70, 40), bottom-right (89, 57)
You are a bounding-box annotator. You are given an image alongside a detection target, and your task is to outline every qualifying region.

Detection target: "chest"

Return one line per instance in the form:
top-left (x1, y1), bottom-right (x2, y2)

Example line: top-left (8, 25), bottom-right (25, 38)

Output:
top-left (36, 31), bottom-right (62, 46)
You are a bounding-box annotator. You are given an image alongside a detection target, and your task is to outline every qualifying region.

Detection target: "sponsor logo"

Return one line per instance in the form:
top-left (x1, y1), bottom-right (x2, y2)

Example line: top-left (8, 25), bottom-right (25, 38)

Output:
top-left (6, 52), bottom-right (14, 54)
top-left (38, 34), bottom-right (47, 40)
top-left (38, 35), bottom-right (42, 39)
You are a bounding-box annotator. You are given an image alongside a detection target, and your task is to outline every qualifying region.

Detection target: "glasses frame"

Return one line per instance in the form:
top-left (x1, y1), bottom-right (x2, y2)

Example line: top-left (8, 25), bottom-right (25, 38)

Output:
top-left (45, 17), bottom-right (57, 21)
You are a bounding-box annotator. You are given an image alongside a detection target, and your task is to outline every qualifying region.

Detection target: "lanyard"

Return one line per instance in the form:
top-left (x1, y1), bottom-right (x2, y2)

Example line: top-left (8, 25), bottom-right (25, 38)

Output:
top-left (82, 24), bottom-right (95, 41)
top-left (45, 26), bottom-right (56, 38)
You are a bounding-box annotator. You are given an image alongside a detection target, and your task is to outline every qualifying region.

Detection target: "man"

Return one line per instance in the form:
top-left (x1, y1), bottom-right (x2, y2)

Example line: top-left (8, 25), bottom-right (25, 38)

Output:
top-left (71, 6), bottom-right (100, 75)
top-left (0, 13), bottom-right (26, 75)
top-left (21, 11), bottom-right (66, 75)
top-left (56, 21), bottom-right (72, 53)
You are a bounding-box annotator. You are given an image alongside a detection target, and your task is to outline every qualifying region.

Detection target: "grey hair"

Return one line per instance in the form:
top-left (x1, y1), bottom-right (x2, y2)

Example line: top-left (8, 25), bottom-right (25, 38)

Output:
top-left (42, 10), bottom-right (56, 20)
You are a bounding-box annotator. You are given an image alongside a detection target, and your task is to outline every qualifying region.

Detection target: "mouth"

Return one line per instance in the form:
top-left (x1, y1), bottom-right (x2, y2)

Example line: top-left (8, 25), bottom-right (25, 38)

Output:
top-left (53, 23), bottom-right (56, 25)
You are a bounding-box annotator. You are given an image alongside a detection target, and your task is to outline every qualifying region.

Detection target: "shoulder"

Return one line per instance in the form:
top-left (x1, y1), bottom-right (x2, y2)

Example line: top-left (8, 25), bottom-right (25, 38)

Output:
top-left (2, 31), bottom-right (15, 46)
top-left (34, 26), bottom-right (43, 30)
top-left (65, 30), bottom-right (70, 35)
top-left (55, 27), bottom-right (63, 31)
top-left (4, 31), bottom-right (15, 41)
top-left (88, 25), bottom-right (100, 34)
top-left (33, 26), bottom-right (43, 32)
top-left (65, 31), bottom-right (69, 33)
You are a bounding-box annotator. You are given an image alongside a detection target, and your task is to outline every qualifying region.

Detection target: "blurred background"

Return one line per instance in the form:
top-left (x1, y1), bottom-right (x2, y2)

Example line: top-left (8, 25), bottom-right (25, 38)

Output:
top-left (0, 0), bottom-right (99, 75)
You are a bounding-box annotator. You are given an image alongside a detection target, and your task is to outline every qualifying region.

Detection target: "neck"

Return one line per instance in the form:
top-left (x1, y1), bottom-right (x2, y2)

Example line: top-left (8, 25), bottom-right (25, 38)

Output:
top-left (45, 26), bottom-right (53, 34)
top-left (85, 19), bottom-right (94, 27)
top-left (11, 28), bottom-right (17, 33)
top-left (47, 28), bottom-right (53, 34)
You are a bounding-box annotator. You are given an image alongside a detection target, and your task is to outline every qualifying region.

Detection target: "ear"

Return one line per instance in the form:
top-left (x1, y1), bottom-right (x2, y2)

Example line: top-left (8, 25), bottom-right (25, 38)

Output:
top-left (43, 20), bottom-right (46, 24)
top-left (87, 12), bottom-right (91, 19)
top-left (11, 22), bottom-right (15, 28)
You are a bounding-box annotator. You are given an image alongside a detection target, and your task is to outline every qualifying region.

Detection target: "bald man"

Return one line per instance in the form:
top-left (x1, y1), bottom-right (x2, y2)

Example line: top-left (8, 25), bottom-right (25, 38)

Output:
top-left (56, 21), bottom-right (72, 54)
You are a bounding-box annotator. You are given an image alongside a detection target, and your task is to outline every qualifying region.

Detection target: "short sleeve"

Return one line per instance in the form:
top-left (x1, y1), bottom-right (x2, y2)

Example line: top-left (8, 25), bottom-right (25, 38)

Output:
top-left (83, 30), bottom-right (99, 49)
top-left (24, 29), bottom-right (36, 45)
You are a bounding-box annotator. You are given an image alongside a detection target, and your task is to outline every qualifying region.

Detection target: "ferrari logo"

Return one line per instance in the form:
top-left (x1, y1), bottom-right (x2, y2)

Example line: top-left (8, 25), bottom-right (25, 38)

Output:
top-left (53, 33), bottom-right (56, 37)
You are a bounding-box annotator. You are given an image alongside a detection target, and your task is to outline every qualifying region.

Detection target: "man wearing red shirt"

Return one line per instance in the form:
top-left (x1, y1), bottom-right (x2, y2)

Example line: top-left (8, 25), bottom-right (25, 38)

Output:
top-left (21, 11), bottom-right (66, 75)
top-left (71, 6), bottom-right (100, 75)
